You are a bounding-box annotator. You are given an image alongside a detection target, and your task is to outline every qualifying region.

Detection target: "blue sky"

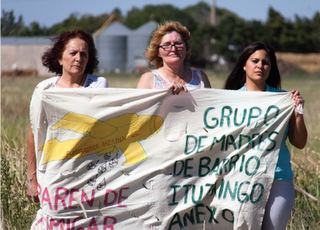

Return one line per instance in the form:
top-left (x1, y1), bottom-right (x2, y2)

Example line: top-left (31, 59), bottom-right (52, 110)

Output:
top-left (2, 0), bottom-right (319, 27)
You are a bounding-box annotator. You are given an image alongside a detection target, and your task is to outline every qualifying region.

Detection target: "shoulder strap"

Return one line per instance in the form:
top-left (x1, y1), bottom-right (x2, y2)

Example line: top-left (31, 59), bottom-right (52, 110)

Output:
top-left (196, 69), bottom-right (205, 88)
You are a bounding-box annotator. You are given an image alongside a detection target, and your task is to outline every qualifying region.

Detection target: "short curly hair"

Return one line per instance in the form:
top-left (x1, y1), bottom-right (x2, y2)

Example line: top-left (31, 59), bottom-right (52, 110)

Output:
top-left (145, 21), bottom-right (191, 69)
top-left (42, 30), bottom-right (98, 75)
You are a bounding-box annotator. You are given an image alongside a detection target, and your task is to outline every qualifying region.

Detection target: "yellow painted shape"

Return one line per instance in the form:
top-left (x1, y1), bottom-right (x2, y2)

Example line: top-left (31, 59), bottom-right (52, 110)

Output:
top-left (105, 113), bottom-right (139, 128)
top-left (41, 113), bottom-right (163, 166)
top-left (51, 113), bottom-right (117, 138)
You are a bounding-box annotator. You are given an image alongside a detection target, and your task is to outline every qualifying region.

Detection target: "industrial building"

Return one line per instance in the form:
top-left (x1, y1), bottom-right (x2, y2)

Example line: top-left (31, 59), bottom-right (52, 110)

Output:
top-left (1, 21), bottom-right (158, 76)
top-left (1, 36), bottom-right (52, 76)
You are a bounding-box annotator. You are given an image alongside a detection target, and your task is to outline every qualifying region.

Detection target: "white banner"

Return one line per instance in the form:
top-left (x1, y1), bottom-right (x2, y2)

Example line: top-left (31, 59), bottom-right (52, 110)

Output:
top-left (30, 88), bottom-right (293, 230)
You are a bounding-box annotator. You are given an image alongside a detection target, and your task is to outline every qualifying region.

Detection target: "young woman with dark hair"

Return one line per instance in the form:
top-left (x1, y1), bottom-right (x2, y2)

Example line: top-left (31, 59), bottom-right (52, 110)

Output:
top-left (225, 41), bottom-right (307, 230)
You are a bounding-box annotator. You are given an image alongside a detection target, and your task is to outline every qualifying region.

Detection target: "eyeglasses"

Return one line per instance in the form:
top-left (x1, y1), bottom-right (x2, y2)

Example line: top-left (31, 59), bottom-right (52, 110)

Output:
top-left (159, 42), bottom-right (185, 51)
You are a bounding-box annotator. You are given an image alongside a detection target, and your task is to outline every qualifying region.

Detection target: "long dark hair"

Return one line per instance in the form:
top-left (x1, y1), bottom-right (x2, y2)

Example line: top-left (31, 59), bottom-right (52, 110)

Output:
top-left (42, 29), bottom-right (98, 75)
top-left (224, 41), bottom-right (281, 90)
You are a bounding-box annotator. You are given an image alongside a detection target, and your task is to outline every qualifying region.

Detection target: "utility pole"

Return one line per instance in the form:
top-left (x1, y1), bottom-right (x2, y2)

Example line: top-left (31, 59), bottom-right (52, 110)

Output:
top-left (210, 0), bottom-right (216, 26)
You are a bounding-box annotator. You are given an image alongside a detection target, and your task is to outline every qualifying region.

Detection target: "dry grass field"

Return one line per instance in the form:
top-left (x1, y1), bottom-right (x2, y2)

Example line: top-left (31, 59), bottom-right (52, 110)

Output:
top-left (276, 52), bottom-right (320, 74)
top-left (1, 70), bottom-right (319, 229)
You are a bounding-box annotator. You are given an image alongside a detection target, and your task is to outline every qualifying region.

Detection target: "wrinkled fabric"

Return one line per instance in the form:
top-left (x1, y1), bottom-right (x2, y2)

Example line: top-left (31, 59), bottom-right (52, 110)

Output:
top-left (30, 88), bottom-right (293, 230)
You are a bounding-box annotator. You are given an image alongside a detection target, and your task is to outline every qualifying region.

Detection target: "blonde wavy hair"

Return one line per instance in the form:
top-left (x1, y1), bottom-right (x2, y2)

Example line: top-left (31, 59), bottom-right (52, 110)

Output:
top-left (145, 21), bottom-right (191, 69)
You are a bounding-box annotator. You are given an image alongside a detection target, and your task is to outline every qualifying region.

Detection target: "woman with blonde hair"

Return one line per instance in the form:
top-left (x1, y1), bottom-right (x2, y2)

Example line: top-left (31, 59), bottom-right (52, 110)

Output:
top-left (137, 21), bottom-right (211, 93)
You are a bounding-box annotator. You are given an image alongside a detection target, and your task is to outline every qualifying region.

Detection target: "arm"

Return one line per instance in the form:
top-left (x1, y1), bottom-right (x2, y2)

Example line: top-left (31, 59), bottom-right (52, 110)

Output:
top-left (27, 125), bottom-right (40, 203)
top-left (200, 70), bottom-right (211, 88)
top-left (137, 72), bottom-right (154, 89)
top-left (137, 72), bottom-right (153, 89)
top-left (287, 90), bottom-right (308, 149)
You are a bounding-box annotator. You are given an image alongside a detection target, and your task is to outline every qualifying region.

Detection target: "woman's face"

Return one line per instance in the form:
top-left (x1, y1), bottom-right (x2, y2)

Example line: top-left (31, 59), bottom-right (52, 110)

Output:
top-left (59, 38), bottom-right (89, 77)
top-left (158, 31), bottom-right (186, 66)
top-left (243, 49), bottom-right (271, 86)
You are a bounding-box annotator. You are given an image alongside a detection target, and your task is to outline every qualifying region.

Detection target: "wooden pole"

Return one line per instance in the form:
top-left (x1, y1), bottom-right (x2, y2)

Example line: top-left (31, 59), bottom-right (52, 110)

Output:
top-left (93, 14), bottom-right (116, 40)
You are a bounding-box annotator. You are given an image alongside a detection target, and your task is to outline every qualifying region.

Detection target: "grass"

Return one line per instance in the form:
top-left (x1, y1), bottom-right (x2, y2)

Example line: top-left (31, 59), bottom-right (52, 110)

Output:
top-left (1, 71), bottom-right (319, 229)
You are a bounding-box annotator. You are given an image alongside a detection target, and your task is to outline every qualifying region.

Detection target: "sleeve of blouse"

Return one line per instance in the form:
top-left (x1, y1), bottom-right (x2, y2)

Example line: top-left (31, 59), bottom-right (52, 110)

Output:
top-left (95, 76), bottom-right (108, 88)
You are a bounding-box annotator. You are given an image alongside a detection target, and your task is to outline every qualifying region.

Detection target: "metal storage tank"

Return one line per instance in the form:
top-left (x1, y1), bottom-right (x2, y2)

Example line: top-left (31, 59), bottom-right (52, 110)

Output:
top-left (127, 21), bottom-right (158, 73)
top-left (94, 22), bottom-right (131, 73)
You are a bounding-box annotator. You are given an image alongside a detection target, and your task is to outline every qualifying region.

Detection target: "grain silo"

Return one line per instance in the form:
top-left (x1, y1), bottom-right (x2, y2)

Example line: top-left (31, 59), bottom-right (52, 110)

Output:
top-left (94, 22), bottom-right (131, 73)
top-left (127, 21), bottom-right (158, 73)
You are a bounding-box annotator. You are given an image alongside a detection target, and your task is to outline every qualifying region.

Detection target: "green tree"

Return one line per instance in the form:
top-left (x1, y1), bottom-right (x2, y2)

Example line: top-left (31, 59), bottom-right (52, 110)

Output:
top-left (111, 8), bottom-right (123, 21)
top-left (15, 21), bottom-right (45, 36)
top-left (47, 13), bottom-right (111, 36)
top-left (2, 5), bottom-right (319, 68)
top-left (48, 13), bottom-right (79, 35)
top-left (211, 14), bottom-right (248, 62)
top-left (264, 7), bottom-right (286, 51)
top-left (189, 23), bottom-right (214, 68)
top-left (29, 22), bottom-right (43, 36)
top-left (183, 1), bottom-right (211, 24)
top-left (183, 2), bottom-right (216, 67)
top-left (1, 9), bottom-right (24, 36)
top-left (124, 4), bottom-right (197, 31)
top-left (311, 12), bottom-right (320, 52)
top-left (292, 15), bottom-right (318, 53)
top-left (124, 4), bottom-right (206, 65)
top-left (204, 7), bottom-right (265, 64)
top-left (77, 13), bottom-right (111, 34)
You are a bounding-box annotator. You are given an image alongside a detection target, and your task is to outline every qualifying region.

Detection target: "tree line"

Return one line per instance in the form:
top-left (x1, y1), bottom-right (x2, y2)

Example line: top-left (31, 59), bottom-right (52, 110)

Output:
top-left (2, 2), bottom-right (320, 67)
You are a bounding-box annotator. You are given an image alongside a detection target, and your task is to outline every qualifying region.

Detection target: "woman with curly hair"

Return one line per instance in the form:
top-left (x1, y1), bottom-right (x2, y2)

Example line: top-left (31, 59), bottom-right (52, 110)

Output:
top-left (137, 21), bottom-right (211, 93)
top-left (27, 30), bottom-right (108, 203)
